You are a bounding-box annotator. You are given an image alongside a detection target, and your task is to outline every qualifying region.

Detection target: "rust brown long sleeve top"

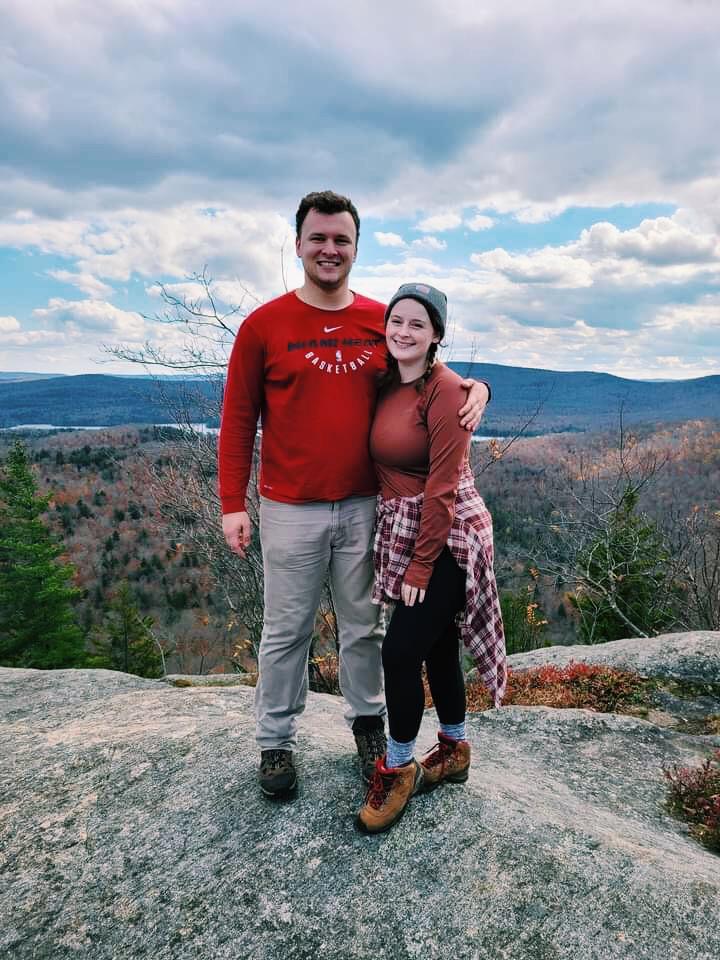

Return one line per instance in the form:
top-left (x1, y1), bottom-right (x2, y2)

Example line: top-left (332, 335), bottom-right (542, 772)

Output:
top-left (369, 363), bottom-right (472, 590)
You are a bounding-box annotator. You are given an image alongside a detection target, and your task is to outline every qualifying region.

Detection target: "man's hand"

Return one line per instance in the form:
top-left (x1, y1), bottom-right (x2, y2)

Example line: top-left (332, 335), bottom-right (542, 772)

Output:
top-left (458, 379), bottom-right (490, 432)
top-left (401, 582), bottom-right (426, 607)
top-left (222, 511), bottom-right (253, 558)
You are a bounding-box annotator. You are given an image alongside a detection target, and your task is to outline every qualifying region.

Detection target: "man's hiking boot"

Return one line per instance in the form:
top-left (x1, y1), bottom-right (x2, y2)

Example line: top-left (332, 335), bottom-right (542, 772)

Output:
top-left (420, 732), bottom-right (471, 789)
top-left (352, 716), bottom-right (387, 782)
top-left (356, 758), bottom-right (424, 834)
top-left (259, 749), bottom-right (297, 798)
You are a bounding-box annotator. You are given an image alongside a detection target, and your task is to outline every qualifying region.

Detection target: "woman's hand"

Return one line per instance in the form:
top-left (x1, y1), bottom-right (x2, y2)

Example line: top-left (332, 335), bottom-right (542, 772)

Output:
top-left (401, 582), bottom-right (426, 607)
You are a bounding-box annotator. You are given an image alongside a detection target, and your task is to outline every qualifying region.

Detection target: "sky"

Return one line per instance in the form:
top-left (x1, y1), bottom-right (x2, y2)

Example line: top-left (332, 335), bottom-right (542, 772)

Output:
top-left (1, 0), bottom-right (719, 380)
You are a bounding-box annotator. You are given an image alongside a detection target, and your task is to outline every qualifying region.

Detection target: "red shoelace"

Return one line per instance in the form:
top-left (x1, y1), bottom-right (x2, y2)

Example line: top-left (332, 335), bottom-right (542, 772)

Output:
top-left (422, 739), bottom-right (454, 774)
top-left (365, 765), bottom-right (396, 809)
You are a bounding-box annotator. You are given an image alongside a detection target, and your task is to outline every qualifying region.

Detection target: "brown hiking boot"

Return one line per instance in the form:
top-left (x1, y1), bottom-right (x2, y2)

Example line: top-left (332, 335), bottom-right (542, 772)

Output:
top-left (420, 732), bottom-right (471, 789)
top-left (356, 758), bottom-right (424, 834)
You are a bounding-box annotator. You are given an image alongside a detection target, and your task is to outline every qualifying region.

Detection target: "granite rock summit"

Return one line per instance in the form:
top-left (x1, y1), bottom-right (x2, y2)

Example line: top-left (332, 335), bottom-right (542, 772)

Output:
top-left (2, 631), bottom-right (719, 960)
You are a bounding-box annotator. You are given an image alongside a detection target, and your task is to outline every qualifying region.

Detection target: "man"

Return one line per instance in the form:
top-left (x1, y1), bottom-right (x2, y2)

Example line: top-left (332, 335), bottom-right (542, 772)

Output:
top-left (218, 190), bottom-right (489, 798)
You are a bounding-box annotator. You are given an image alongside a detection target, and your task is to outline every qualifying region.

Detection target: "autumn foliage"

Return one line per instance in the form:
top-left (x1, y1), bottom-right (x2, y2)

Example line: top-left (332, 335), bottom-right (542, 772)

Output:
top-left (664, 750), bottom-right (720, 853)
top-left (2, 415), bottom-right (718, 674)
top-left (426, 661), bottom-right (649, 713)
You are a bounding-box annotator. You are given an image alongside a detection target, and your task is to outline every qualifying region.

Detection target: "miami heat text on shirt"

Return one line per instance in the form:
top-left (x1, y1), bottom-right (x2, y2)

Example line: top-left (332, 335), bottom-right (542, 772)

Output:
top-left (286, 337), bottom-right (382, 351)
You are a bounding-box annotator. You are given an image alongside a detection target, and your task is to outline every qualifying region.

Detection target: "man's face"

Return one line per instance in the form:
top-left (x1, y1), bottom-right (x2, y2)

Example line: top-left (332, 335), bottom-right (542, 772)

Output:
top-left (295, 209), bottom-right (357, 292)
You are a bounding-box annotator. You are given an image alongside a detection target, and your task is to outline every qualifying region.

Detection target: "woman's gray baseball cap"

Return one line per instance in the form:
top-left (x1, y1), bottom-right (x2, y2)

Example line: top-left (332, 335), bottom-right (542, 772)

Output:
top-left (384, 282), bottom-right (447, 336)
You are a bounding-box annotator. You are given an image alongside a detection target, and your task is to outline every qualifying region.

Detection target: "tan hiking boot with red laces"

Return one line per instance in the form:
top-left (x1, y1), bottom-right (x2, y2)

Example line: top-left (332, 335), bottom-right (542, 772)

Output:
top-left (420, 732), bottom-right (471, 789)
top-left (356, 758), bottom-right (424, 834)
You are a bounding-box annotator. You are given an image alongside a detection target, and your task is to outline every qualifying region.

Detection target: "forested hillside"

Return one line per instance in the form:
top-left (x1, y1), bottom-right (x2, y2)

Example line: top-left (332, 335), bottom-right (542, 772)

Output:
top-left (2, 419), bottom-right (718, 674)
top-left (448, 362), bottom-right (720, 434)
top-left (0, 375), bottom-right (222, 428)
top-left (0, 428), bottom-right (232, 674)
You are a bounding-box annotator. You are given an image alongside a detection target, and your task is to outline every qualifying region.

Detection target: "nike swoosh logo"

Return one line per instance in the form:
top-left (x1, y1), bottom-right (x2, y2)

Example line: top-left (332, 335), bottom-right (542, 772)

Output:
top-left (323, 325), bottom-right (343, 333)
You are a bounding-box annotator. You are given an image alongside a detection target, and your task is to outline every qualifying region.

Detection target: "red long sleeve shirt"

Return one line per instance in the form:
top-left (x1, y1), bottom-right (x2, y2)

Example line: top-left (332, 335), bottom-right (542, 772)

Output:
top-left (218, 291), bottom-right (387, 511)
top-left (369, 363), bottom-right (473, 590)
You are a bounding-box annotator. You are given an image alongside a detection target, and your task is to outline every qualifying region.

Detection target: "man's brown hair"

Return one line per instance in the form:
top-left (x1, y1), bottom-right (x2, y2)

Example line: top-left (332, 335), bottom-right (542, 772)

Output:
top-left (295, 190), bottom-right (360, 243)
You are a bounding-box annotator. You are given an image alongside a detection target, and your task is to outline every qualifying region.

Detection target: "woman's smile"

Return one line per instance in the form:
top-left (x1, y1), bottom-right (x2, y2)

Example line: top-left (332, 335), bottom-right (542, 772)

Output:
top-left (385, 298), bottom-right (439, 377)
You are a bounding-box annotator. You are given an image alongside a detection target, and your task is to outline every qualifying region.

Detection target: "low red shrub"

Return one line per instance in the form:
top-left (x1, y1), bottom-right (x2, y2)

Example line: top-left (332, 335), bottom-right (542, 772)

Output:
top-left (663, 750), bottom-right (720, 853)
top-left (464, 661), bottom-right (648, 713)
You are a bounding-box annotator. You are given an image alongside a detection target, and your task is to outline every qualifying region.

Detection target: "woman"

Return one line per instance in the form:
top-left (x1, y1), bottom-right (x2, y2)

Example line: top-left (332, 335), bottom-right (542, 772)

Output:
top-left (356, 282), bottom-right (506, 834)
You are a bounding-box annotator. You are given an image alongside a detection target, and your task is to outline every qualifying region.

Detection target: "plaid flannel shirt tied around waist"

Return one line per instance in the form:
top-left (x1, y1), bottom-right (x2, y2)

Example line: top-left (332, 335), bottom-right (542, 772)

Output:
top-left (372, 462), bottom-right (507, 708)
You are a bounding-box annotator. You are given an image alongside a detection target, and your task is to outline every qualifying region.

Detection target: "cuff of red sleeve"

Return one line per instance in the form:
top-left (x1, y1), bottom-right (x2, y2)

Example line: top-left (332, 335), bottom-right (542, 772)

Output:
top-left (403, 561), bottom-right (432, 591)
top-left (221, 495), bottom-right (247, 515)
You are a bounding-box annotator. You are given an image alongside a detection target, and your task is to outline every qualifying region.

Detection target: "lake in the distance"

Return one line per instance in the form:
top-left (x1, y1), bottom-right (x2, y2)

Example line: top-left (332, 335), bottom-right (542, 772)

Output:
top-left (6, 425), bottom-right (506, 441)
top-left (6, 423), bottom-right (221, 434)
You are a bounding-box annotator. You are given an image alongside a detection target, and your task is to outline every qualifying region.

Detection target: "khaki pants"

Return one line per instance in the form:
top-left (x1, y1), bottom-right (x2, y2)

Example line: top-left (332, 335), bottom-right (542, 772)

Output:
top-left (255, 495), bottom-right (385, 751)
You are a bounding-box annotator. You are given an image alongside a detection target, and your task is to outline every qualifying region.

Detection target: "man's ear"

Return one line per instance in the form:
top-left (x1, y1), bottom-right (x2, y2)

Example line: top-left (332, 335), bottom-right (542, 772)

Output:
top-left (295, 236), bottom-right (301, 257)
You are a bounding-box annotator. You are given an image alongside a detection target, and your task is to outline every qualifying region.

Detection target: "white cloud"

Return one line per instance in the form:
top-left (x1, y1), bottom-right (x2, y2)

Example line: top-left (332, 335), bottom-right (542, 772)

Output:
top-left (1, 1), bottom-right (719, 229)
top-left (0, 315), bottom-right (21, 333)
top-left (0, 204), bottom-right (295, 298)
top-left (47, 270), bottom-right (114, 298)
top-left (466, 212), bottom-right (720, 294)
top-left (416, 213), bottom-right (462, 233)
top-left (2, 3), bottom-right (720, 379)
top-left (354, 211), bottom-right (720, 379)
top-left (578, 218), bottom-right (719, 265)
top-left (0, 328), bottom-right (73, 351)
top-left (0, 217), bottom-right (93, 258)
top-left (646, 298), bottom-right (720, 334)
top-left (444, 309), bottom-right (717, 381)
top-left (470, 247), bottom-right (594, 288)
top-left (374, 231), bottom-right (406, 248)
top-left (147, 279), bottom-right (267, 314)
top-left (465, 214), bottom-right (494, 231)
top-left (412, 236), bottom-right (447, 251)
top-left (355, 255), bottom-right (446, 282)
top-left (33, 298), bottom-right (146, 340)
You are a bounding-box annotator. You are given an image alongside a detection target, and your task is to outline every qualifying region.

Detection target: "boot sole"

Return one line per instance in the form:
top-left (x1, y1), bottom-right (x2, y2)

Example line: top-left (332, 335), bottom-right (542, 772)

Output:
top-left (421, 767), bottom-right (470, 791)
top-left (355, 805), bottom-right (407, 834)
top-left (447, 769), bottom-right (469, 782)
top-left (260, 775), bottom-right (298, 798)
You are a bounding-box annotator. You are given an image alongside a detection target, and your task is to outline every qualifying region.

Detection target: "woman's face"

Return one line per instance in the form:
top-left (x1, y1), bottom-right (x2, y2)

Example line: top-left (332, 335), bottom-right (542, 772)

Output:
top-left (385, 298), bottom-right (439, 367)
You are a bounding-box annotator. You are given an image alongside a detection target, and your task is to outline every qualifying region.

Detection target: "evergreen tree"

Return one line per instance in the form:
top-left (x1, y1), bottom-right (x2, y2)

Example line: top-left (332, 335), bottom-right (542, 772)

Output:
top-left (97, 581), bottom-right (163, 678)
top-left (570, 489), bottom-right (677, 643)
top-left (0, 441), bottom-right (86, 668)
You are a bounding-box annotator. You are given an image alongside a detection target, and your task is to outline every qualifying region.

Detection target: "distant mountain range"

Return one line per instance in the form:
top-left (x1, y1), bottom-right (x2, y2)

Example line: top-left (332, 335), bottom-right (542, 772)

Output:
top-left (446, 362), bottom-right (720, 433)
top-left (0, 366), bottom-right (718, 433)
top-left (0, 372), bottom-right (69, 382)
top-left (0, 374), bottom-right (222, 429)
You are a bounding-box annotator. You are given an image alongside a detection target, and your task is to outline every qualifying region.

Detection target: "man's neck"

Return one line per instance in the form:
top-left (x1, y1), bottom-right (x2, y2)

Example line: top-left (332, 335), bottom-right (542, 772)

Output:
top-left (295, 281), bottom-right (354, 311)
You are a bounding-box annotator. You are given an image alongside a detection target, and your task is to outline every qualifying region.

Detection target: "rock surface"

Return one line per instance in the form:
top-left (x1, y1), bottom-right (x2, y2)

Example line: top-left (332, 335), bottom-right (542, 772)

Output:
top-left (507, 630), bottom-right (720, 681)
top-left (2, 633), bottom-right (720, 960)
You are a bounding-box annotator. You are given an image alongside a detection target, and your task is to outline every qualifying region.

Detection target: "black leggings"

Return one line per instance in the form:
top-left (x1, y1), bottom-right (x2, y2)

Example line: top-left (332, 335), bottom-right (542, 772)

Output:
top-left (382, 547), bottom-right (467, 744)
